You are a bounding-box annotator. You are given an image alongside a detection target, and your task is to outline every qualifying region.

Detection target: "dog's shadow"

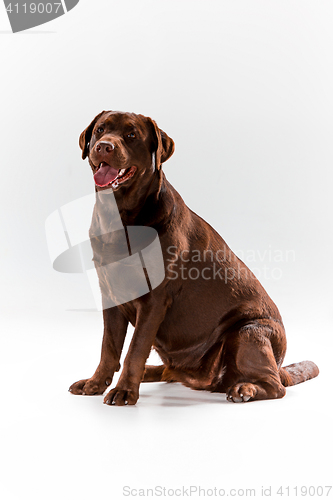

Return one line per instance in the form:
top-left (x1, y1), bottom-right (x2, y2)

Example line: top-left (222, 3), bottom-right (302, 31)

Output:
top-left (139, 382), bottom-right (229, 407)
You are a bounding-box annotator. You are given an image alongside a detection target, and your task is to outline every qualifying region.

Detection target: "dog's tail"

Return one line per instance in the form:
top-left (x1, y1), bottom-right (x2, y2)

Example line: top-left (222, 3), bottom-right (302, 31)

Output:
top-left (279, 360), bottom-right (319, 387)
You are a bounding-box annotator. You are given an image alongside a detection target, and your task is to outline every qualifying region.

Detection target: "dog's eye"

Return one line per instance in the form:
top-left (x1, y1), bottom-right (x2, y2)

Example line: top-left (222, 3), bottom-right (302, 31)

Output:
top-left (96, 126), bottom-right (104, 134)
top-left (127, 132), bottom-right (136, 139)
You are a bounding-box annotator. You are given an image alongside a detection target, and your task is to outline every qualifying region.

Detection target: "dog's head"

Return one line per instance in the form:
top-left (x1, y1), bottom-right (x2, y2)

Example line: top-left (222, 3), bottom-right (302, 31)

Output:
top-left (79, 111), bottom-right (174, 193)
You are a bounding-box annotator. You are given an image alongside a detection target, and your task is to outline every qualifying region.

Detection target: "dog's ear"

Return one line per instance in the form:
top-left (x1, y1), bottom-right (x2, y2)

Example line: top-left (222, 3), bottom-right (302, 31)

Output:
top-left (79, 111), bottom-right (106, 160)
top-left (146, 117), bottom-right (175, 168)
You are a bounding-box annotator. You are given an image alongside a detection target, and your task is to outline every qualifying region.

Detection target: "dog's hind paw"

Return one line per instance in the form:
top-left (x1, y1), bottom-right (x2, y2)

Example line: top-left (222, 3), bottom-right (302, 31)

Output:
top-left (226, 382), bottom-right (258, 403)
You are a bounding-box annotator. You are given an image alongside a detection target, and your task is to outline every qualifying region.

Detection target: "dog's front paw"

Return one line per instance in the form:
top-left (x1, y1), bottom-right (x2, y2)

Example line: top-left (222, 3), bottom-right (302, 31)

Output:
top-left (104, 385), bottom-right (139, 406)
top-left (69, 376), bottom-right (113, 395)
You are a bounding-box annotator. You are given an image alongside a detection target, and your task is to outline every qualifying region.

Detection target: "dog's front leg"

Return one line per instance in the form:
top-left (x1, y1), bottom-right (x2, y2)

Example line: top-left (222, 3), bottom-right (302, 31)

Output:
top-left (69, 307), bottom-right (128, 395)
top-left (104, 297), bottom-right (168, 406)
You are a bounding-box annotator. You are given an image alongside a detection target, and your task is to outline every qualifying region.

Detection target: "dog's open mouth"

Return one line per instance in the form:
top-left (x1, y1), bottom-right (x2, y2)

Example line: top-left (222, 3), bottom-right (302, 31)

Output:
top-left (94, 162), bottom-right (137, 189)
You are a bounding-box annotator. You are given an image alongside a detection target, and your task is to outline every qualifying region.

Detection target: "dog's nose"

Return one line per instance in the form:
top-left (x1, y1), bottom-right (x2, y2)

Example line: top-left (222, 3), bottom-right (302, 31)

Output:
top-left (95, 141), bottom-right (115, 154)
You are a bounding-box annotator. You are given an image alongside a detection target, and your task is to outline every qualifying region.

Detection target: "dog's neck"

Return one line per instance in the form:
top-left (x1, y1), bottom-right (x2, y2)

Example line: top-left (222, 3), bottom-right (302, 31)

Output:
top-left (115, 169), bottom-right (177, 230)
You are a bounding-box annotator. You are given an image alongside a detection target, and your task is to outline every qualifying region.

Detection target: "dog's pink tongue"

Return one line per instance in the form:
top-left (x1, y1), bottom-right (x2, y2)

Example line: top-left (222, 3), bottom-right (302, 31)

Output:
top-left (94, 163), bottom-right (119, 187)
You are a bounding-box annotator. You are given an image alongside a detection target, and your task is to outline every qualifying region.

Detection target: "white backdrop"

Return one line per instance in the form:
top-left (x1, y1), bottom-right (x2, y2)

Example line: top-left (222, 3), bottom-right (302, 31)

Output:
top-left (0, 1), bottom-right (332, 499)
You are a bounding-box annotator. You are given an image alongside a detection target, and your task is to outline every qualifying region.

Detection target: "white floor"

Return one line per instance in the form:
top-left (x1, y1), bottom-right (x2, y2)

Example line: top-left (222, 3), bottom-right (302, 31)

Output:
top-left (0, 306), bottom-right (330, 500)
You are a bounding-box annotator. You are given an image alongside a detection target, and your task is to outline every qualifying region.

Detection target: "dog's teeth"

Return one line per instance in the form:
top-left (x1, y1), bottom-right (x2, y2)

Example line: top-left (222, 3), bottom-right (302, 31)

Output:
top-left (119, 169), bottom-right (126, 175)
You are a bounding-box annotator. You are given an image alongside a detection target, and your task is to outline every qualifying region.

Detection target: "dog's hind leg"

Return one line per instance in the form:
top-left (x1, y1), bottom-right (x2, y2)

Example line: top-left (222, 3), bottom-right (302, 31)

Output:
top-left (223, 324), bottom-right (286, 403)
top-left (142, 365), bottom-right (177, 383)
top-left (142, 365), bottom-right (165, 382)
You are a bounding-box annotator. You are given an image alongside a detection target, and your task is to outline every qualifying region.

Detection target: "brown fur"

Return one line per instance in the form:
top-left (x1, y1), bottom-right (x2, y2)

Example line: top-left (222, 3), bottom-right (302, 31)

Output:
top-left (69, 111), bottom-right (319, 405)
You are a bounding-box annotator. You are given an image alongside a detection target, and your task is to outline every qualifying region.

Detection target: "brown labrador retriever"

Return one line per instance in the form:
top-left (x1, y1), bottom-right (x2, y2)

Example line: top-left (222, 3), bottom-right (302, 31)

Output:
top-left (69, 110), bottom-right (319, 405)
